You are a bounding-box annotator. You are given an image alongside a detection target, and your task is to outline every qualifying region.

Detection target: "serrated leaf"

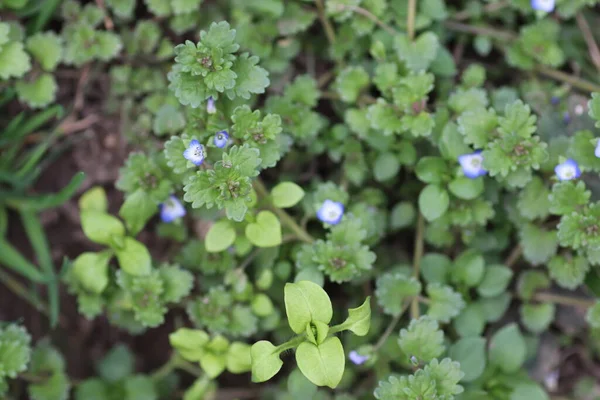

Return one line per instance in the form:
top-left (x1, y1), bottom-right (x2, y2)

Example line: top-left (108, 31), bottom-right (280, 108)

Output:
top-left (426, 283), bottom-right (465, 323)
top-left (0, 41), bottom-right (31, 79)
top-left (229, 53), bottom-right (269, 99)
top-left (520, 303), bottom-right (555, 333)
top-left (395, 32), bottom-right (439, 72)
top-left (375, 273), bottom-right (421, 315)
top-left (398, 316), bottom-right (445, 362)
top-left (335, 66), bottom-right (370, 103)
top-left (15, 73), bottom-right (58, 108)
top-left (26, 32), bottom-right (62, 71)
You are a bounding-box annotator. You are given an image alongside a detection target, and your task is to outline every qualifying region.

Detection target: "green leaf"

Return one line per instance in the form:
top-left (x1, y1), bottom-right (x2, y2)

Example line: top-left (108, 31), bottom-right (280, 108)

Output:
top-left (250, 340), bottom-right (283, 382)
top-left (520, 224), bottom-right (557, 266)
top-left (517, 176), bottom-right (550, 220)
top-left (589, 92), bottom-right (600, 128)
top-left (72, 251), bottom-right (111, 294)
top-left (476, 265), bottom-right (513, 298)
top-left (453, 303), bottom-right (485, 338)
top-left (98, 344), bottom-right (134, 382)
top-left (395, 32), bottom-right (439, 72)
top-left (585, 301), bottom-right (600, 328)
top-left (169, 328), bottom-right (210, 362)
top-left (271, 182), bottom-right (305, 208)
top-left (0, 324), bottom-right (31, 378)
top-left (367, 99), bottom-right (403, 136)
top-left (374, 152), bottom-right (400, 182)
top-left (79, 186), bottom-right (108, 212)
top-left (421, 253), bottom-right (450, 284)
top-left (118, 189), bottom-right (157, 236)
top-left (520, 303), bottom-right (555, 333)
top-left (245, 211), bottom-right (282, 248)
top-left (425, 358), bottom-right (465, 397)
top-left (15, 73), bottom-right (58, 109)
top-left (418, 184), bottom-right (450, 222)
top-left (230, 53), bottom-right (269, 99)
top-left (448, 337), bottom-right (486, 382)
top-left (489, 323), bottom-right (526, 373)
top-left (335, 66), bottom-right (370, 103)
top-left (375, 273), bottom-right (421, 315)
top-left (114, 237), bottom-right (152, 276)
top-left (284, 281), bottom-right (333, 334)
top-left (448, 177), bottom-right (484, 200)
top-left (457, 108), bottom-right (497, 148)
top-left (337, 296), bottom-right (371, 336)
top-left (226, 342), bottom-right (252, 374)
top-left (426, 283), bottom-right (465, 323)
top-left (452, 249), bottom-right (485, 287)
top-left (415, 157), bottom-right (447, 184)
top-left (0, 41), bottom-right (31, 79)
top-left (295, 337), bottom-right (344, 389)
top-left (510, 383), bottom-right (550, 400)
top-left (549, 180), bottom-right (590, 215)
top-left (205, 220), bottom-right (237, 253)
top-left (80, 210), bottom-right (126, 246)
top-left (398, 316), bottom-right (445, 363)
top-left (25, 32), bottom-right (62, 71)
top-left (547, 254), bottom-right (589, 290)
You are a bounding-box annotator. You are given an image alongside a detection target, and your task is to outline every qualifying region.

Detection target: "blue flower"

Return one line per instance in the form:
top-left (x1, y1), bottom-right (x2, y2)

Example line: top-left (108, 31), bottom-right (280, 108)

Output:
top-left (458, 151), bottom-right (486, 179)
top-left (555, 159), bottom-right (581, 181)
top-left (214, 130), bottom-right (229, 148)
top-left (550, 96), bottom-right (560, 105)
top-left (531, 0), bottom-right (554, 12)
top-left (183, 139), bottom-right (206, 166)
top-left (595, 140), bottom-right (600, 158)
top-left (563, 112), bottom-right (571, 125)
top-left (160, 196), bottom-right (186, 223)
top-left (349, 351), bottom-right (369, 365)
top-left (206, 96), bottom-right (216, 114)
top-left (316, 199), bottom-right (344, 225)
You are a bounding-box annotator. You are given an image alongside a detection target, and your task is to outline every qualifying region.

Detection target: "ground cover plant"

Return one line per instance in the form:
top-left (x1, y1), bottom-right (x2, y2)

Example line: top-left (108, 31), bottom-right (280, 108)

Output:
top-left (2, 0), bottom-right (600, 398)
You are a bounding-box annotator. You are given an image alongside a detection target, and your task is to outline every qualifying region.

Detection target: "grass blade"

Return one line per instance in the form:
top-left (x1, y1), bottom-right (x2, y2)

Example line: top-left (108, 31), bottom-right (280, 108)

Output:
top-left (0, 239), bottom-right (46, 283)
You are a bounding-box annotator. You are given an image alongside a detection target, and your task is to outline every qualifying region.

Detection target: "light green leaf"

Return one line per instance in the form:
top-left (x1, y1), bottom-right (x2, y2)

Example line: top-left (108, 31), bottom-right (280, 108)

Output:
top-left (271, 182), bottom-right (305, 208)
top-left (337, 296), bottom-right (371, 336)
top-left (169, 328), bottom-right (209, 362)
top-left (250, 341), bottom-right (283, 383)
top-left (0, 41), bottom-right (31, 79)
top-left (115, 237), bottom-right (152, 276)
top-left (72, 251), bottom-right (112, 294)
top-left (80, 210), bottom-right (126, 246)
top-left (79, 187), bottom-right (108, 212)
top-left (489, 323), bottom-right (526, 373)
top-left (510, 383), bottom-right (550, 400)
top-left (448, 337), bottom-right (486, 382)
top-left (398, 316), bottom-right (445, 363)
top-left (395, 32), bottom-right (439, 72)
top-left (295, 337), bottom-right (344, 389)
top-left (448, 177), bottom-right (484, 200)
top-left (226, 342), bottom-right (252, 374)
top-left (374, 152), bottom-right (400, 182)
top-left (284, 281), bottom-right (333, 334)
top-left (477, 265), bottom-right (513, 298)
top-left (418, 184), bottom-right (449, 222)
top-left (245, 211), bottom-right (282, 248)
top-left (118, 189), bottom-right (157, 236)
top-left (520, 303), bottom-right (555, 333)
top-left (205, 220), bottom-right (237, 253)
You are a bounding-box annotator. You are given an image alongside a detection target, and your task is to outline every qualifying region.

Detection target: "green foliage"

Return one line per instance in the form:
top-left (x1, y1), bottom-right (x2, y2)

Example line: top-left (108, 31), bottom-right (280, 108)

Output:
top-left (398, 316), bottom-right (445, 363)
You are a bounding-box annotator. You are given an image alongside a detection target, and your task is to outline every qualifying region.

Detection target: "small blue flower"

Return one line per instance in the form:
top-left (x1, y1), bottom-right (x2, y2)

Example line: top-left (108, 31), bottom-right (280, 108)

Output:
top-left (214, 130), bottom-right (229, 148)
top-left (531, 0), bottom-right (554, 12)
top-left (206, 96), bottom-right (216, 114)
top-left (317, 199), bottom-right (344, 225)
top-left (555, 159), bottom-right (581, 181)
top-left (349, 351), bottom-right (369, 365)
top-left (160, 196), bottom-right (186, 223)
top-left (550, 96), bottom-right (560, 105)
top-left (563, 112), bottom-right (571, 125)
top-left (458, 151), bottom-right (486, 179)
top-left (183, 139), bottom-right (206, 166)
top-left (595, 140), bottom-right (600, 158)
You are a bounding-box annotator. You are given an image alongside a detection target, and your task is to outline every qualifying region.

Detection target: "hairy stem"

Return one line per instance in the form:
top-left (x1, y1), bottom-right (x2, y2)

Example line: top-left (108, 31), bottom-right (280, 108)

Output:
top-left (407, 0), bottom-right (417, 40)
top-left (315, 0), bottom-right (337, 44)
top-left (534, 292), bottom-right (596, 308)
top-left (253, 179), bottom-right (314, 243)
top-left (275, 335), bottom-right (306, 353)
top-left (410, 213), bottom-right (425, 319)
top-left (576, 13), bottom-right (600, 73)
top-left (373, 300), bottom-right (411, 351)
top-left (340, 5), bottom-right (397, 36)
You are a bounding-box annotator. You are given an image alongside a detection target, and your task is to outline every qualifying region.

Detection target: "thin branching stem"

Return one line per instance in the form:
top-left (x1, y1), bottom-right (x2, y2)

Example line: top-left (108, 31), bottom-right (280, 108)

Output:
top-left (315, 0), bottom-right (337, 44)
top-left (410, 214), bottom-right (425, 319)
top-left (407, 0), bottom-right (417, 40)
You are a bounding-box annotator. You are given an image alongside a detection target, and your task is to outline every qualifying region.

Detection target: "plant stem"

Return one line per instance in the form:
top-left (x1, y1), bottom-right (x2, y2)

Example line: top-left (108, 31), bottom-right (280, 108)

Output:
top-left (407, 0), bottom-right (417, 40)
top-left (452, 0), bottom-right (510, 21)
top-left (315, 0), bottom-right (336, 44)
top-left (253, 179), bottom-right (314, 243)
top-left (0, 268), bottom-right (49, 317)
top-left (535, 65), bottom-right (600, 93)
top-left (504, 245), bottom-right (522, 268)
top-left (576, 13), bottom-right (600, 74)
top-left (151, 354), bottom-right (178, 381)
top-left (534, 292), bottom-right (596, 308)
top-left (444, 21), bottom-right (600, 93)
top-left (340, 5), bottom-right (397, 36)
top-left (410, 213), bottom-right (425, 319)
top-left (373, 300), bottom-right (411, 351)
top-left (275, 335), bottom-right (306, 353)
